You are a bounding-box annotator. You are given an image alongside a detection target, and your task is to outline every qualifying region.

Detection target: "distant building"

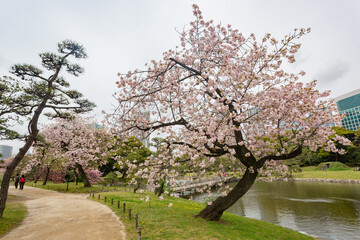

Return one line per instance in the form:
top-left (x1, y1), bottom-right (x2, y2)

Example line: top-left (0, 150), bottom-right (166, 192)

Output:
top-left (334, 89), bottom-right (360, 131)
top-left (0, 145), bottom-right (13, 159)
top-left (138, 109), bottom-right (150, 148)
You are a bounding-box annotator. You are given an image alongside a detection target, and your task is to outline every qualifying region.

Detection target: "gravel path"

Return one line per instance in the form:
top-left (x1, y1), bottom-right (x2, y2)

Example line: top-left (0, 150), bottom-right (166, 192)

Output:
top-left (1, 186), bottom-right (126, 240)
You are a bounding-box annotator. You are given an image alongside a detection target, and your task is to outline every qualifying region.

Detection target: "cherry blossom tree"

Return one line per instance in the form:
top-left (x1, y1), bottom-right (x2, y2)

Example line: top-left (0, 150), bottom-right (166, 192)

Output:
top-left (24, 139), bottom-right (63, 185)
top-left (0, 40), bottom-right (94, 218)
top-left (39, 115), bottom-right (104, 187)
top-left (84, 169), bottom-right (103, 184)
top-left (109, 5), bottom-right (350, 221)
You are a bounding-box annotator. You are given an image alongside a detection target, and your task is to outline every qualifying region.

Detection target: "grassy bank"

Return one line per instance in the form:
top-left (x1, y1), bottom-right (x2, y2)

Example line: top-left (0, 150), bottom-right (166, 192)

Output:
top-left (0, 196), bottom-right (27, 237)
top-left (26, 180), bottom-right (123, 193)
top-left (90, 190), bottom-right (313, 240)
top-left (17, 181), bottom-right (314, 239)
top-left (293, 166), bottom-right (360, 180)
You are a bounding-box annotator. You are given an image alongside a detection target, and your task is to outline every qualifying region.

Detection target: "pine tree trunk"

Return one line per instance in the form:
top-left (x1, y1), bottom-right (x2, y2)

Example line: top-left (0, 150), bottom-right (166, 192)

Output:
top-left (0, 98), bottom-right (47, 218)
top-left (75, 163), bottom-right (91, 188)
top-left (43, 167), bottom-right (50, 185)
top-left (195, 168), bottom-right (258, 221)
top-left (0, 131), bottom-right (38, 218)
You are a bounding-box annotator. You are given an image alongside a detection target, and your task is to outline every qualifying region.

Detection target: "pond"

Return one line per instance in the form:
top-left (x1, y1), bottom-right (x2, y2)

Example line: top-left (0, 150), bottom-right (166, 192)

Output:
top-left (192, 181), bottom-right (360, 240)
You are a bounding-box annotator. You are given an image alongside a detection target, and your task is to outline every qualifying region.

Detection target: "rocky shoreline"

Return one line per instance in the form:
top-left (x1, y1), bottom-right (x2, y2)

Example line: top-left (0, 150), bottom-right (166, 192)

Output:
top-left (289, 177), bottom-right (360, 184)
top-left (257, 177), bottom-right (360, 184)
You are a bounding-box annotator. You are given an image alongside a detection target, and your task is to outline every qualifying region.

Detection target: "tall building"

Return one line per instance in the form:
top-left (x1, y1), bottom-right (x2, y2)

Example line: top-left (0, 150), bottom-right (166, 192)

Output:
top-left (138, 109), bottom-right (150, 148)
top-left (0, 145), bottom-right (13, 159)
top-left (334, 89), bottom-right (360, 131)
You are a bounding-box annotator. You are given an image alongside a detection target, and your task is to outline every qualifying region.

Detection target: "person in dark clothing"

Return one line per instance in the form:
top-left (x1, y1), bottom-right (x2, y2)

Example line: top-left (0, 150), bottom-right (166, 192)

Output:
top-left (14, 174), bottom-right (20, 189)
top-left (19, 175), bottom-right (26, 190)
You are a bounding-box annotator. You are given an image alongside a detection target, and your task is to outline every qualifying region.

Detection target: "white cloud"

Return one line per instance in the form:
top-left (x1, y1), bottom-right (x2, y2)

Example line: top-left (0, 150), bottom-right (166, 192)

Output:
top-left (314, 60), bottom-right (351, 85)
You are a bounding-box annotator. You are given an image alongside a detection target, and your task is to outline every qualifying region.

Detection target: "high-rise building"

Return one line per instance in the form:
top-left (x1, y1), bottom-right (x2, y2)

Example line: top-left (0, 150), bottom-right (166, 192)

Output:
top-left (334, 89), bottom-right (360, 131)
top-left (0, 145), bottom-right (13, 159)
top-left (137, 109), bottom-right (150, 148)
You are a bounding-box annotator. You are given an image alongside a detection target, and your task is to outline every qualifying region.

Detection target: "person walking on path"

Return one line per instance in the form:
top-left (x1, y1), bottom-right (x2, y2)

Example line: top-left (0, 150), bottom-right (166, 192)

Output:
top-left (14, 174), bottom-right (20, 189)
top-left (19, 175), bottom-right (26, 190)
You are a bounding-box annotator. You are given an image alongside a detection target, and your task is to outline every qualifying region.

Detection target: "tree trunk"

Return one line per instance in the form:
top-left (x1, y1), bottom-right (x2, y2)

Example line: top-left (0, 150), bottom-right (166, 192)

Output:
top-left (157, 181), bottom-right (165, 197)
top-left (154, 187), bottom-right (158, 195)
top-left (43, 167), bottom-right (50, 185)
top-left (0, 130), bottom-right (39, 218)
top-left (0, 93), bottom-right (48, 218)
top-left (195, 168), bottom-right (258, 221)
top-left (74, 169), bottom-right (79, 185)
top-left (75, 163), bottom-right (91, 188)
top-left (133, 184), bottom-right (140, 193)
top-left (34, 174), bottom-right (41, 184)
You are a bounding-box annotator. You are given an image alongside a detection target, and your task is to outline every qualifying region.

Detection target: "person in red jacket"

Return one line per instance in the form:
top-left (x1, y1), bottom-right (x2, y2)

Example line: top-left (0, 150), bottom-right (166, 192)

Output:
top-left (19, 175), bottom-right (26, 190)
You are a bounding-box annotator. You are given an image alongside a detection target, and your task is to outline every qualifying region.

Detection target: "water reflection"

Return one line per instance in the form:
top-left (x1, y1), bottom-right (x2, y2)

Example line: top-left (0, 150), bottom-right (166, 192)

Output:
top-left (192, 181), bottom-right (360, 240)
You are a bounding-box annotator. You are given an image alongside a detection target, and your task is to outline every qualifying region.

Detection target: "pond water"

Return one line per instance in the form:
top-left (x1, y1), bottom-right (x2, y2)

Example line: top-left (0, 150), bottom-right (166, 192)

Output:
top-left (192, 181), bottom-right (360, 240)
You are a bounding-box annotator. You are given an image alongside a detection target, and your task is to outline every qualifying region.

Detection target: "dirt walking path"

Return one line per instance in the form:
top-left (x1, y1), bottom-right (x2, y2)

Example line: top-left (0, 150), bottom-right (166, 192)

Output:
top-left (1, 186), bottom-right (126, 240)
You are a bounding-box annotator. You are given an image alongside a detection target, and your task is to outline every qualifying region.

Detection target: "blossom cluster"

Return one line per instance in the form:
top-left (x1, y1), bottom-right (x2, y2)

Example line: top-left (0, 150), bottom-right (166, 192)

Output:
top-left (109, 5), bottom-right (349, 197)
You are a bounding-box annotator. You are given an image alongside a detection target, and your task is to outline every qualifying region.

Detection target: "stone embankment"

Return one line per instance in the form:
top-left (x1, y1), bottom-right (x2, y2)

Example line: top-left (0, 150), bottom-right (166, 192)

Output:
top-left (257, 177), bottom-right (360, 184)
top-left (172, 176), bottom-right (236, 196)
top-left (289, 178), bottom-right (360, 184)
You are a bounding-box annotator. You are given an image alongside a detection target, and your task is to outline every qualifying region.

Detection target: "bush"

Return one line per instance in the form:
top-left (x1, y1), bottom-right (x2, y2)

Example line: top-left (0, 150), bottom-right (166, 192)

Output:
top-left (315, 162), bottom-right (351, 171)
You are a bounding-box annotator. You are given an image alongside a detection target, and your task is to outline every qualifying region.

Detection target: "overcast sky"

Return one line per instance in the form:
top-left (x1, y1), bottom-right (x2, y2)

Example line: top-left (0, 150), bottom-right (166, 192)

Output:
top-left (1, 0), bottom-right (359, 153)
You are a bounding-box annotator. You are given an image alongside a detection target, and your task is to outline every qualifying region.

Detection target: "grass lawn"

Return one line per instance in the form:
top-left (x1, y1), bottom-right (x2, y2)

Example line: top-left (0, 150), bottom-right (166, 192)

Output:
top-left (27, 180), bottom-right (124, 193)
top-left (20, 180), bottom-right (315, 239)
top-left (293, 165), bottom-right (360, 180)
top-left (90, 189), bottom-right (314, 240)
top-left (0, 195), bottom-right (27, 238)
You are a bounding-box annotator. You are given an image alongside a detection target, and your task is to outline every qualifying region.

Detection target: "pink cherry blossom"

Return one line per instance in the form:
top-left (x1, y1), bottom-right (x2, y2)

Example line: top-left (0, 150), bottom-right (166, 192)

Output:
top-left (107, 5), bottom-right (349, 220)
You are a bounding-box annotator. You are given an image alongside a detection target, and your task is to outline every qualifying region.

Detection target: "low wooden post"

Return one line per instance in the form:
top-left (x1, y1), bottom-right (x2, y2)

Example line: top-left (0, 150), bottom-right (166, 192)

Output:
top-left (123, 203), bottom-right (126, 213)
top-left (104, 196), bottom-right (107, 203)
top-left (137, 227), bottom-right (141, 240)
top-left (98, 194), bottom-right (100, 200)
top-left (135, 214), bottom-right (138, 229)
top-left (128, 209), bottom-right (132, 219)
top-left (117, 200), bottom-right (120, 208)
top-left (111, 199), bottom-right (113, 205)
top-left (92, 192), bottom-right (94, 198)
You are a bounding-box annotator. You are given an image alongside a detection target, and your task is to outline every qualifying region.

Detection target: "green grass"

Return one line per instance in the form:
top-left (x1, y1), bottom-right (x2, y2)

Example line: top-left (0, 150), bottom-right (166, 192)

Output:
top-left (293, 169), bottom-right (360, 180)
top-left (90, 190), bottom-right (314, 240)
top-left (10, 180), bottom-right (315, 239)
top-left (314, 162), bottom-right (351, 171)
top-left (27, 181), bottom-right (124, 193)
top-left (0, 196), bottom-right (27, 237)
top-left (293, 163), bottom-right (360, 180)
